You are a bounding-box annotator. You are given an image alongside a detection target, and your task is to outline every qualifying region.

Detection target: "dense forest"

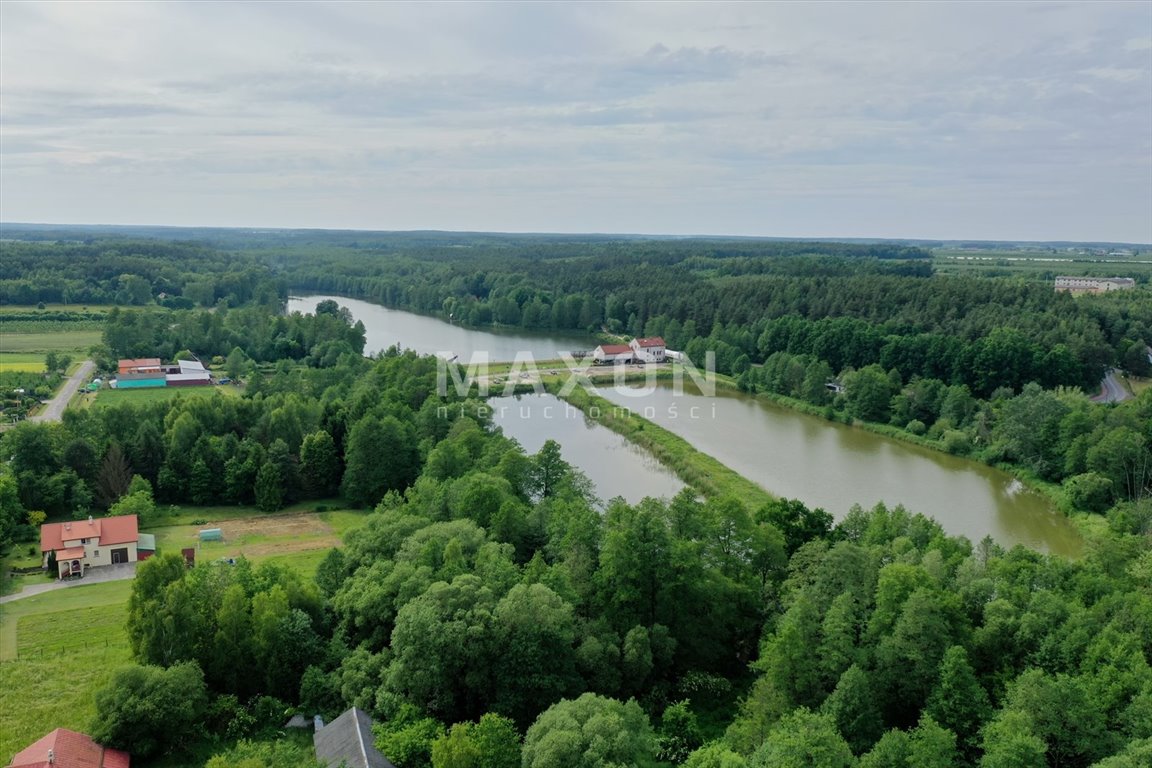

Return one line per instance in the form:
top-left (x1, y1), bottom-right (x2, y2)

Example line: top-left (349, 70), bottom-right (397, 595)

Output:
top-left (1, 231), bottom-right (1150, 767)
top-left (4, 346), bottom-right (1149, 767)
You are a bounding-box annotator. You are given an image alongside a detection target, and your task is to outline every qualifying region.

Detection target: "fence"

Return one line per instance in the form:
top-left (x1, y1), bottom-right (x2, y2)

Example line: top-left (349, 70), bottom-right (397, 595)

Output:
top-left (0, 637), bottom-right (119, 663)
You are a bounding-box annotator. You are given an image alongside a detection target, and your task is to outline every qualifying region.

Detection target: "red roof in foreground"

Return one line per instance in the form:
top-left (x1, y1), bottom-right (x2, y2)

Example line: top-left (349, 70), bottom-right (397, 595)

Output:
top-left (41, 515), bottom-right (138, 553)
top-left (8, 728), bottom-right (130, 768)
top-left (633, 337), bottom-right (666, 348)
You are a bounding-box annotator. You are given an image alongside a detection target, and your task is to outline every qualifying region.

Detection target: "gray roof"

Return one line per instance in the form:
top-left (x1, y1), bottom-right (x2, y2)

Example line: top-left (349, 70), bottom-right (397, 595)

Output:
top-left (313, 707), bottom-right (395, 768)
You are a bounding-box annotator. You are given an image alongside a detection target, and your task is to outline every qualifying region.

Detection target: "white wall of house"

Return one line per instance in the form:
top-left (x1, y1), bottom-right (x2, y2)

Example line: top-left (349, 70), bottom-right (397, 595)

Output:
top-left (82, 541), bottom-right (138, 566)
top-left (50, 539), bottom-right (139, 569)
top-left (629, 340), bottom-right (666, 363)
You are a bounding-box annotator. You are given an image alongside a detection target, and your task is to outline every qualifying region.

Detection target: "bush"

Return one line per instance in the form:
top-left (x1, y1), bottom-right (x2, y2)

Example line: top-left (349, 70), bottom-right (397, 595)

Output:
top-left (940, 430), bottom-right (972, 455)
top-left (905, 419), bottom-right (927, 436)
top-left (90, 661), bottom-right (209, 758)
top-left (1064, 472), bottom-right (1115, 513)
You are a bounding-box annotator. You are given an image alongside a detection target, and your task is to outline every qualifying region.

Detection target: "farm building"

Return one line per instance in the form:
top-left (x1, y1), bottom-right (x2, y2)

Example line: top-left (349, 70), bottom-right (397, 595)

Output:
top-left (114, 371), bottom-right (166, 389)
top-left (8, 727), bottom-right (130, 768)
top-left (118, 358), bottom-right (162, 375)
top-left (630, 336), bottom-right (667, 363)
top-left (137, 532), bottom-right (156, 560)
top-left (592, 343), bottom-right (634, 364)
top-left (1054, 276), bottom-right (1136, 294)
top-left (313, 708), bottom-right (395, 768)
top-left (113, 357), bottom-right (212, 388)
top-left (168, 359), bottom-right (211, 386)
top-left (40, 514), bottom-right (139, 579)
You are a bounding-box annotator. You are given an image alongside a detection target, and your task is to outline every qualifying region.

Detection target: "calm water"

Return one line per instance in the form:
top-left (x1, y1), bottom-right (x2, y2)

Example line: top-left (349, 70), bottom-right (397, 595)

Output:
top-left (292, 294), bottom-right (1082, 554)
top-left (596, 383), bottom-right (1082, 555)
top-left (288, 295), bottom-right (594, 362)
top-left (489, 394), bottom-right (683, 505)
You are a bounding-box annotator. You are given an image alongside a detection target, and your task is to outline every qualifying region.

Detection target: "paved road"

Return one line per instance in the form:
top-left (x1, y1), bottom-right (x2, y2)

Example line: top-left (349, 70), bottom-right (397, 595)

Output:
top-left (29, 359), bottom-right (94, 422)
top-left (0, 562), bottom-right (137, 604)
top-left (1092, 368), bottom-right (1131, 404)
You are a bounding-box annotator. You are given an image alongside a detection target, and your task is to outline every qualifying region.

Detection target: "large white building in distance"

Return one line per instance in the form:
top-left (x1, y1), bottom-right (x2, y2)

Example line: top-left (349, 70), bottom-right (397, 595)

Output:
top-left (1054, 276), bottom-right (1136, 294)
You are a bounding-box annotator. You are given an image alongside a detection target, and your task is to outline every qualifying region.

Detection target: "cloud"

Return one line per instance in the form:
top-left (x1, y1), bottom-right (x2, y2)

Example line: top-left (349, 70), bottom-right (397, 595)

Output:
top-left (0, 0), bottom-right (1149, 242)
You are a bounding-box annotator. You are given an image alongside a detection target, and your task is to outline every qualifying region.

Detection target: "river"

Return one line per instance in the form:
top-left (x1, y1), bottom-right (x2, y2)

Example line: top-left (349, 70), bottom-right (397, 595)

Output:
top-left (288, 295), bottom-right (594, 362)
top-left (290, 295), bottom-right (1082, 554)
top-left (595, 382), bottom-right (1081, 555)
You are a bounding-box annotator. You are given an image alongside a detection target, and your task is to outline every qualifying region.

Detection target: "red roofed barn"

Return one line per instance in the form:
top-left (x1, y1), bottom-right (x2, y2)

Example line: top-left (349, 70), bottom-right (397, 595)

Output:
top-left (7, 727), bottom-right (130, 768)
top-left (592, 343), bottom-right (634, 364)
top-left (40, 515), bottom-right (139, 579)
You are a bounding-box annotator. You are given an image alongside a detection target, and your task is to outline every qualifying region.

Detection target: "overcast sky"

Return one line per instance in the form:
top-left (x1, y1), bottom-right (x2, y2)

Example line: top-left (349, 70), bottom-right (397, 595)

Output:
top-left (2, 1), bottom-right (1150, 242)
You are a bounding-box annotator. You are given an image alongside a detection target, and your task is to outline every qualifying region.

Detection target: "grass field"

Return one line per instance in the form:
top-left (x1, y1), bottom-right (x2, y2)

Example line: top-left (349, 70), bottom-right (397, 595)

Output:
top-left (932, 248), bottom-right (1152, 279)
top-left (150, 509), bottom-right (368, 577)
top-left (0, 580), bottom-right (133, 761)
top-left (0, 330), bottom-right (102, 352)
top-left (89, 385), bottom-right (240, 409)
top-left (0, 353), bottom-right (46, 373)
top-left (1, 327), bottom-right (101, 373)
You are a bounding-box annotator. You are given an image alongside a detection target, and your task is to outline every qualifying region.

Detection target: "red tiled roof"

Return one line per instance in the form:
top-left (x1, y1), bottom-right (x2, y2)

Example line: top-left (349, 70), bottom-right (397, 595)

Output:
top-left (8, 728), bottom-right (130, 768)
top-left (56, 547), bottom-right (86, 560)
top-left (99, 515), bottom-right (138, 546)
top-left (598, 344), bottom-right (632, 355)
top-left (118, 358), bottom-right (161, 371)
top-left (633, 337), bottom-right (666, 348)
top-left (41, 515), bottom-right (138, 553)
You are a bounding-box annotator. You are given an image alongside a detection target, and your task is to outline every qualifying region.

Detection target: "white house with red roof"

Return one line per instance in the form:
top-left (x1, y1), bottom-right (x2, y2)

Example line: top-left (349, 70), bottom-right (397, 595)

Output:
top-left (40, 514), bottom-right (139, 579)
top-left (7, 727), bottom-right (130, 768)
top-left (629, 336), bottom-right (667, 364)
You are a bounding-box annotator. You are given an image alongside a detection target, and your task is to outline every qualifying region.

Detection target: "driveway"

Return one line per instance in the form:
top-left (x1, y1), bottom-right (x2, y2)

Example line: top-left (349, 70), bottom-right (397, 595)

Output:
top-left (0, 562), bottom-right (136, 604)
top-left (29, 359), bottom-right (95, 422)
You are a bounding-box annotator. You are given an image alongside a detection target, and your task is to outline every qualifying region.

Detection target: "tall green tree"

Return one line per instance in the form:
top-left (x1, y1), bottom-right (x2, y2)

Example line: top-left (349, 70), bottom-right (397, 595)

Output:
top-left (300, 429), bottom-right (341, 499)
top-left (342, 414), bottom-right (419, 507)
top-left (521, 693), bottom-right (655, 768)
top-left (749, 708), bottom-right (854, 768)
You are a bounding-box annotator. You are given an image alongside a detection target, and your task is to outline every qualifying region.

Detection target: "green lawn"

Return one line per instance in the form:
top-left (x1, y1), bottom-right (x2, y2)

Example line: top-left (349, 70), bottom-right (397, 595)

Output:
top-left (90, 385), bottom-right (239, 408)
top-left (0, 580), bottom-right (134, 762)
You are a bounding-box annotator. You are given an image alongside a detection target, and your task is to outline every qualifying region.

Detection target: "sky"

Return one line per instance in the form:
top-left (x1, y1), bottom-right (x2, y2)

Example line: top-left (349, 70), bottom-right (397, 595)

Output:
top-left (1, 0), bottom-right (1150, 242)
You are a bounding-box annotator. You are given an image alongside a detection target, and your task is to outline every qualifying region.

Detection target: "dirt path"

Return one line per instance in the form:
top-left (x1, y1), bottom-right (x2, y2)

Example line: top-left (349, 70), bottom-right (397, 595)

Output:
top-left (29, 359), bottom-right (94, 422)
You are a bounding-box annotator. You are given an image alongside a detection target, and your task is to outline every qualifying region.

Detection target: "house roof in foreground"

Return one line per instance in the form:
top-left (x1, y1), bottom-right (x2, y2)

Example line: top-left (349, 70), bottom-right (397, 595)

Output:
top-left (8, 727), bottom-right (130, 768)
top-left (313, 707), bottom-right (395, 768)
top-left (632, 336), bottom-right (666, 348)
